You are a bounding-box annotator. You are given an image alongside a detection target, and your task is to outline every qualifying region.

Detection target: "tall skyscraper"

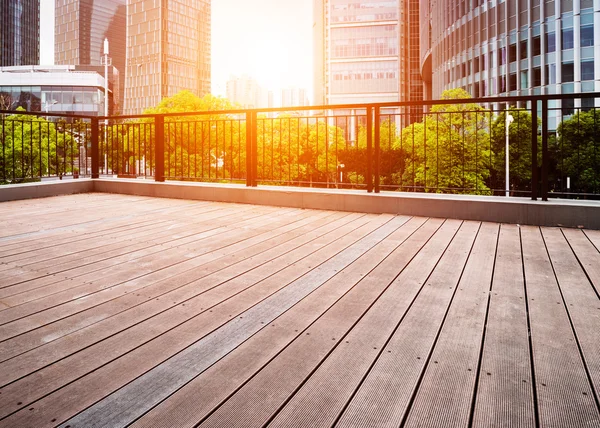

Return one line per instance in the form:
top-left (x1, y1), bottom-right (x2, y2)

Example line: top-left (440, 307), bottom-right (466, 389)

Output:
top-left (124, 0), bottom-right (211, 115)
top-left (399, 0), bottom-right (423, 119)
top-left (54, 0), bottom-right (126, 113)
top-left (313, 0), bottom-right (402, 106)
top-left (421, 0), bottom-right (598, 128)
top-left (1, 0), bottom-right (40, 67)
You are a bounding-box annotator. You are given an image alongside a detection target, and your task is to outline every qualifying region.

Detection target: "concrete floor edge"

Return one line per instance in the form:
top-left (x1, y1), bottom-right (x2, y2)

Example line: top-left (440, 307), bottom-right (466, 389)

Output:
top-left (1, 178), bottom-right (599, 229)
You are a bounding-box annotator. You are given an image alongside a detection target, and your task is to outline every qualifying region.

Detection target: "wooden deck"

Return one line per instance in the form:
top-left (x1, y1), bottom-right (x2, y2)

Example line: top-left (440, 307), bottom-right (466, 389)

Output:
top-left (0, 193), bottom-right (598, 428)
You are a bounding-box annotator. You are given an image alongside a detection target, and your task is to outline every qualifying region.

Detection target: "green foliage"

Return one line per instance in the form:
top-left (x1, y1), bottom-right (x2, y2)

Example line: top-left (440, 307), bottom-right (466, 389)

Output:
top-left (553, 109), bottom-right (600, 193)
top-left (489, 108), bottom-right (540, 194)
top-left (0, 110), bottom-right (77, 183)
top-left (255, 115), bottom-right (345, 185)
top-left (400, 89), bottom-right (493, 194)
top-left (341, 119), bottom-right (404, 186)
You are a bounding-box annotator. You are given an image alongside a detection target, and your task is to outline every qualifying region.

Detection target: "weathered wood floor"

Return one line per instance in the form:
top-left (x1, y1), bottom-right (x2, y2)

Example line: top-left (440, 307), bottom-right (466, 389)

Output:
top-left (0, 193), bottom-right (598, 428)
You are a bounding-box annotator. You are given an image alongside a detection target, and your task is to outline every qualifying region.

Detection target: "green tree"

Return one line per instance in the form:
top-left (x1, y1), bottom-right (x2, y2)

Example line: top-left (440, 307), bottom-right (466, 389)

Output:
top-left (1, 110), bottom-right (77, 183)
top-left (255, 114), bottom-right (345, 186)
top-left (340, 119), bottom-right (404, 187)
top-left (489, 108), bottom-right (540, 194)
top-left (400, 89), bottom-right (493, 194)
top-left (106, 91), bottom-right (244, 180)
top-left (552, 109), bottom-right (600, 194)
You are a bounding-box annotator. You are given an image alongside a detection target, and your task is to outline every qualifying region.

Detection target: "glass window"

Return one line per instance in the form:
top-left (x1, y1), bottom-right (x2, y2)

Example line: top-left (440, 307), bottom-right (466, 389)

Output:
top-left (562, 28), bottom-right (574, 49)
top-left (520, 71), bottom-right (528, 89)
top-left (519, 40), bottom-right (528, 59)
top-left (533, 67), bottom-right (542, 86)
top-left (509, 73), bottom-right (517, 90)
top-left (581, 24), bottom-right (594, 47)
top-left (509, 44), bottom-right (517, 62)
top-left (546, 32), bottom-right (556, 53)
top-left (562, 62), bottom-right (574, 82)
top-left (532, 36), bottom-right (541, 56)
top-left (581, 60), bottom-right (594, 80)
top-left (545, 63), bottom-right (557, 84)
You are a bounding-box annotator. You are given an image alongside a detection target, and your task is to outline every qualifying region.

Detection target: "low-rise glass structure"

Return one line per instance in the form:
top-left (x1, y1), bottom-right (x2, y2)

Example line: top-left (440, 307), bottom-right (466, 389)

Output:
top-left (0, 65), bottom-right (114, 116)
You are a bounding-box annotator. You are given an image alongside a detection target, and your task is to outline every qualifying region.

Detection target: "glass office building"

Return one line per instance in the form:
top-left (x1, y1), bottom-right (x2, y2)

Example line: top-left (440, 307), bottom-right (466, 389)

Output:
top-left (0, 0), bottom-right (40, 67)
top-left (421, 0), bottom-right (599, 128)
top-left (124, 0), bottom-right (211, 115)
top-left (0, 65), bottom-right (114, 116)
top-left (55, 0), bottom-right (126, 113)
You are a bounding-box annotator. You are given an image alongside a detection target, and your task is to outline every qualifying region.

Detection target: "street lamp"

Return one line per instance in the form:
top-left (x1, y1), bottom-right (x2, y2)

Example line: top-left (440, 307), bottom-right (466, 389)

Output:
top-left (505, 107), bottom-right (514, 197)
top-left (44, 99), bottom-right (58, 113)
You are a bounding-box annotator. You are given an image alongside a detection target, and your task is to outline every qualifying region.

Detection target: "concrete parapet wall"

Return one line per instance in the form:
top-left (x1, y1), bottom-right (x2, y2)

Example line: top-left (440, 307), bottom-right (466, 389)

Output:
top-left (0, 179), bottom-right (93, 202)
top-left (1, 179), bottom-right (599, 229)
top-left (93, 179), bottom-right (600, 230)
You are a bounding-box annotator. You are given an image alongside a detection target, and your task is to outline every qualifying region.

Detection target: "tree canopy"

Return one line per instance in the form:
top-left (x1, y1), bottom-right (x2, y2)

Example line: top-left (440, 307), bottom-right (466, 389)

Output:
top-left (400, 89), bottom-right (493, 194)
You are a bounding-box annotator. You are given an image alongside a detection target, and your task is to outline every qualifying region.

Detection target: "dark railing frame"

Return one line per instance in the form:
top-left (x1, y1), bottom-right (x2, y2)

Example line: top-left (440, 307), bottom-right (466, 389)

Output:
top-left (3, 92), bottom-right (600, 200)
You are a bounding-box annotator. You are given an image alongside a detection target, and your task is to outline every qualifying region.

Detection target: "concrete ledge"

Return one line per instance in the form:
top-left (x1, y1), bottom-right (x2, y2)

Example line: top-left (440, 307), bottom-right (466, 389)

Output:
top-left (93, 179), bottom-right (600, 229)
top-left (0, 179), bottom-right (94, 202)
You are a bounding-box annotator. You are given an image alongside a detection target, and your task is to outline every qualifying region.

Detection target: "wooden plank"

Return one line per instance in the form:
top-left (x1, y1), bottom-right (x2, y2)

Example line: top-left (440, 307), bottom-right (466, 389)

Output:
top-left (0, 195), bottom-right (172, 238)
top-left (0, 204), bottom-right (278, 304)
top-left (332, 220), bottom-right (480, 428)
top-left (563, 228), bottom-right (600, 296)
top-left (0, 210), bottom-right (349, 377)
top-left (520, 226), bottom-right (599, 427)
top-left (0, 200), bottom-right (228, 265)
top-left (470, 224), bottom-right (536, 428)
top-left (270, 221), bottom-right (479, 428)
top-left (0, 198), bottom-right (214, 256)
top-left (57, 215), bottom-right (406, 428)
top-left (402, 222), bottom-right (499, 428)
top-left (129, 217), bottom-right (433, 428)
top-left (196, 220), bottom-right (460, 428)
top-left (0, 204), bottom-right (279, 289)
top-left (0, 214), bottom-right (393, 425)
top-left (0, 208), bottom-right (306, 336)
top-left (542, 227), bottom-right (600, 404)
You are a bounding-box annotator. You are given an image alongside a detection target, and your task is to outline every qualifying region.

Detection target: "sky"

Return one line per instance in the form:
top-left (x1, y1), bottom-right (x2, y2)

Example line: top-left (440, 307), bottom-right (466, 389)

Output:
top-left (39, 0), bottom-right (313, 100)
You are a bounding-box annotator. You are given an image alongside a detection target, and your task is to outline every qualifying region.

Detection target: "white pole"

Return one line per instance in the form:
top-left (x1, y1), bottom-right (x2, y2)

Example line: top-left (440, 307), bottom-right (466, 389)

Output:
top-left (104, 38), bottom-right (109, 119)
top-left (505, 107), bottom-right (514, 197)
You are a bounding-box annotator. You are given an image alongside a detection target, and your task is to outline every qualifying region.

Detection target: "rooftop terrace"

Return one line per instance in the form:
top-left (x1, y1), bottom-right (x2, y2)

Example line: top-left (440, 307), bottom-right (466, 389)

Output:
top-left (0, 192), bottom-right (598, 427)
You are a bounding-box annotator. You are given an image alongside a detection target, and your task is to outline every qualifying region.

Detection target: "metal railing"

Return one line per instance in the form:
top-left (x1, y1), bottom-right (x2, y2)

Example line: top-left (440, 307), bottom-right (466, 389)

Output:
top-left (2, 92), bottom-right (599, 200)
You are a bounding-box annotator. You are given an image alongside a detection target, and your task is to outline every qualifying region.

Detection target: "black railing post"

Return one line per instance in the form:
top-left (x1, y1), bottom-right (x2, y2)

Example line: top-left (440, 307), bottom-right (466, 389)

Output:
top-left (155, 115), bottom-right (165, 182)
top-left (531, 99), bottom-right (538, 200)
top-left (374, 106), bottom-right (381, 193)
top-left (541, 99), bottom-right (549, 201)
top-left (91, 117), bottom-right (99, 179)
top-left (366, 106), bottom-right (373, 193)
top-left (251, 111), bottom-right (258, 187)
top-left (246, 111), bottom-right (252, 187)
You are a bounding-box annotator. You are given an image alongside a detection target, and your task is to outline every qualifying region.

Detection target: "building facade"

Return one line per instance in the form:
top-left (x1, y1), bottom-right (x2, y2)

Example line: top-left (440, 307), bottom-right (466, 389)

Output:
top-left (281, 87), bottom-right (310, 107)
top-left (313, 0), bottom-right (402, 106)
top-left (420, 0), bottom-right (599, 128)
top-left (0, 0), bottom-right (40, 67)
top-left (124, 0), bottom-right (211, 115)
top-left (226, 75), bottom-right (269, 108)
top-left (0, 65), bottom-right (113, 116)
top-left (54, 0), bottom-right (126, 113)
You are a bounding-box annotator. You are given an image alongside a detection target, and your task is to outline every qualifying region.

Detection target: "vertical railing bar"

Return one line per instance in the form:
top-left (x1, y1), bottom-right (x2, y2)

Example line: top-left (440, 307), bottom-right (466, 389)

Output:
top-left (374, 106), bottom-right (380, 193)
top-left (154, 115), bottom-right (164, 182)
top-left (531, 99), bottom-right (538, 200)
top-left (541, 99), bottom-right (549, 201)
top-left (91, 117), bottom-right (99, 178)
top-left (366, 106), bottom-right (373, 192)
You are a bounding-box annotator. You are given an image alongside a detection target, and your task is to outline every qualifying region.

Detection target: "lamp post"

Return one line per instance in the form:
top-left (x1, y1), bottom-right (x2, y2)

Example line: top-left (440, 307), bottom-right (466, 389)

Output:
top-left (505, 107), bottom-right (514, 197)
top-left (44, 99), bottom-right (58, 114)
top-left (101, 38), bottom-right (112, 175)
